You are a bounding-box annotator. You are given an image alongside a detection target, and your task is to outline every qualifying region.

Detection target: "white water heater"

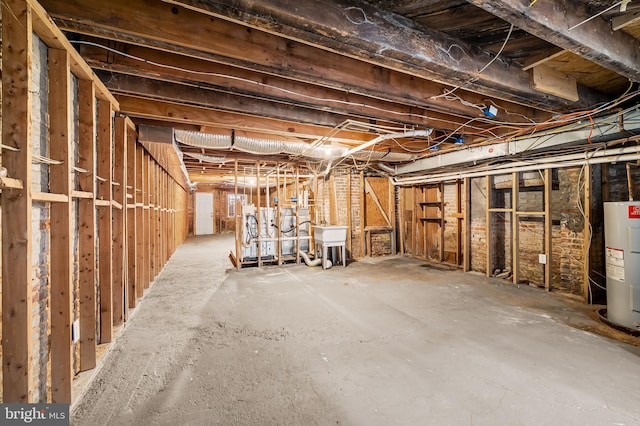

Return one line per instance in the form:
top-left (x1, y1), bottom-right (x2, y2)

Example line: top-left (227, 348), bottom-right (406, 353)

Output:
top-left (604, 201), bottom-right (640, 330)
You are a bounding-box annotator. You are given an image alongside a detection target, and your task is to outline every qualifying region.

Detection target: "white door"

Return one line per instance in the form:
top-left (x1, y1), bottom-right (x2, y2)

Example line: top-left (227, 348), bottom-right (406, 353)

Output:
top-left (195, 192), bottom-right (214, 235)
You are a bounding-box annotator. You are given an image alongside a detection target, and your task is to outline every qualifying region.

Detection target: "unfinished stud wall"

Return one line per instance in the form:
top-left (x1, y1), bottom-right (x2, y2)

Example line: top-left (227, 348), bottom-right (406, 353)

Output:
top-left (470, 177), bottom-right (487, 273)
top-left (31, 34), bottom-right (49, 402)
top-left (1, 1), bottom-right (189, 403)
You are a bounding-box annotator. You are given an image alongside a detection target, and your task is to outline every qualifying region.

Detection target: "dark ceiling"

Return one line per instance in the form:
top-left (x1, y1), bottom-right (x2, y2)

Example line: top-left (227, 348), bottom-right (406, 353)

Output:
top-left (39, 0), bottom-right (640, 185)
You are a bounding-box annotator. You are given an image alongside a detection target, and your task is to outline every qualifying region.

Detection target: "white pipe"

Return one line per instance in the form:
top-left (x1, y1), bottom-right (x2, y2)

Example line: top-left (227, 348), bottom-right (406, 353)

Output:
top-left (341, 129), bottom-right (432, 158)
top-left (298, 250), bottom-right (332, 268)
top-left (394, 152), bottom-right (640, 185)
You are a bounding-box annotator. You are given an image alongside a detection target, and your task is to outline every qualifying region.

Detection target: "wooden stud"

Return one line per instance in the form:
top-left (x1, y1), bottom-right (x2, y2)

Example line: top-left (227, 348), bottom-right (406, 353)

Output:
top-left (234, 160), bottom-right (241, 270)
top-left (136, 144), bottom-right (146, 297)
top-left (389, 178), bottom-right (396, 255)
top-left (439, 182), bottom-right (445, 262)
top-left (145, 154), bottom-right (152, 285)
top-left (127, 125), bottom-right (137, 309)
top-left (48, 47), bottom-right (74, 403)
top-left (346, 170), bottom-right (352, 257)
top-left (2, 0), bottom-right (34, 401)
top-left (544, 168), bottom-right (552, 291)
top-left (456, 180), bottom-right (463, 266)
top-left (257, 162), bottom-right (262, 267)
top-left (512, 172), bottom-right (520, 284)
top-left (359, 171), bottom-right (366, 257)
top-left (583, 164), bottom-right (592, 302)
top-left (97, 99), bottom-right (113, 343)
top-left (77, 79), bottom-right (97, 371)
top-left (486, 176), bottom-right (492, 277)
top-left (112, 117), bottom-right (127, 325)
top-left (463, 178), bottom-right (471, 272)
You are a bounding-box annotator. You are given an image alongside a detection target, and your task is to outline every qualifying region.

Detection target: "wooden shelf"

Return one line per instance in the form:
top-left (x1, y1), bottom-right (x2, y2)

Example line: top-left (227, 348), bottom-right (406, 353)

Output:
top-left (420, 217), bottom-right (443, 223)
top-left (419, 202), bottom-right (442, 207)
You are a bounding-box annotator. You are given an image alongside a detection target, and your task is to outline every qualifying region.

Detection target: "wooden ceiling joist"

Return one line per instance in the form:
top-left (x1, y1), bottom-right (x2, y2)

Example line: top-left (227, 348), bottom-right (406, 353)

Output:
top-left (467, 0), bottom-right (640, 83)
top-left (163, 0), bottom-right (605, 109)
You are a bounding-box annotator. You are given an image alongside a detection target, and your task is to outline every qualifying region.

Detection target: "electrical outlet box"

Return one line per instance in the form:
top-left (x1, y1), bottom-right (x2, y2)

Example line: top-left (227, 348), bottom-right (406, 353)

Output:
top-left (538, 254), bottom-right (547, 265)
top-left (72, 319), bottom-right (80, 343)
top-left (483, 105), bottom-right (498, 118)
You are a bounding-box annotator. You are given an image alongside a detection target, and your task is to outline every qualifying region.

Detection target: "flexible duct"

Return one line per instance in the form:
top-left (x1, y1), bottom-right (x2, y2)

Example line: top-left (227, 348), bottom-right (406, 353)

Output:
top-left (298, 250), bottom-right (332, 268)
top-left (175, 129), bottom-right (417, 162)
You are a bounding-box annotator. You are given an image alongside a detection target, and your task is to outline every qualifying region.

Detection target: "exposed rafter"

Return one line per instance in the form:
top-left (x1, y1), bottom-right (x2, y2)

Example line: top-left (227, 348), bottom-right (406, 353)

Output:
top-left (467, 0), bottom-right (640, 82)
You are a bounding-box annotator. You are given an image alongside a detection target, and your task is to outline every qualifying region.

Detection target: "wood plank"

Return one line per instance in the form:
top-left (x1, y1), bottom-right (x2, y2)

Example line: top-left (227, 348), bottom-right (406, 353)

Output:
top-left (45, 0), bottom-right (544, 119)
top-left (486, 176), bottom-right (491, 277)
top-left (166, 0), bottom-right (600, 110)
top-left (463, 178), bottom-right (471, 272)
top-left (2, 0), bottom-right (34, 402)
top-left (583, 164), bottom-right (591, 302)
top-left (112, 117), bottom-right (127, 325)
top-left (0, 176), bottom-right (24, 189)
top-left (530, 64), bottom-right (579, 102)
top-left (359, 171), bottom-right (366, 257)
top-left (364, 179), bottom-right (392, 227)
top-left (468, 0), bottom-right (640, 83)
top-left (389, 178), bottom-right (396, 255)
top-left (71, 190), bottom-right (93, 199)
top-left (512, 172), bottom-right (520, 284)
top-left (544, 168), bottom-right (552, 291)
top-left (127, 126), bottom-right (138, 309)
top-left (27, 0), bottom-right (119, 106)
top-left (612, 10), bottom-right (640, 31)
top-left (97, 99), bottom-right (113, 343)
top-left (32, 192), bottom-right (69, 203)
top-left (48, 47), bottom-right (74, 403)
top-left (346, 170), bottom-right (352, 257)
top-left (456, 180), bottom-right (462, 266)
top-left (77, 79), bottom-right (97, 371)
top-left (135, 144), bottom-right (146, 298)
top-left (521, 47), bottom-right (566, 71)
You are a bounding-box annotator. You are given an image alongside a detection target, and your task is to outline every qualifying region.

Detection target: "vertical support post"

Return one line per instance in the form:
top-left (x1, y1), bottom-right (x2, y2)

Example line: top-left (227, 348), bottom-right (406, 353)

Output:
top-left (412, 186), bottom-right (417, 256)
top-left (512, 172), bottom-right (520, 284)
top-left (234, 160), bottom-right (241, 270)
top-left (112, 116), bottom-right (127, 326)
top-left (583, 164), bottom-right (592, 302)
top-left (276, 164), bottom-right (282, 265)
top-left (48, 48), bottom-right (73, 402)
top-left (485, 176), bottom-right (491, 277)
top-left (295, 166), bottom-right (300, 264)
top-left (145, 155), bottom-right (151, 285)
top-left (2, 0), bottom-right (34, 402)
top-left (389, 178), bottom-right (396, 255)
top-left (456, 180), bottom-right (462, 266)
top-left (347, 170), bottom-right (353, 256)
top-left (544, 168), bottom-right (552, 291)
top-left (136, 144), bottom-right (146, 297)
top-left (463, 177), bottom-right (471, 272)
top-left (97, 99), bottom-right (113, 343)
top-left (439, 182), bottom-right (445, 262)
top-left (77, 79), bottom-right (96, 371)
top-left (126, 124), bottom-right (137, 309)
top-left (257, 162), bottom-right (262, 267)
top-left (359, 171), bottom-right (366, 257)
top-left (398, 186), bottom-right (405, 255)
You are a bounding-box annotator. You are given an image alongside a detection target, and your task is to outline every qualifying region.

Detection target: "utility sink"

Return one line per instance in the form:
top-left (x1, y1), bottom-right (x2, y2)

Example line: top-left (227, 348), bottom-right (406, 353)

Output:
top-left (313, 226), bottom-right (348, 269)
top-left (313, 225), bottom-right (348, 244)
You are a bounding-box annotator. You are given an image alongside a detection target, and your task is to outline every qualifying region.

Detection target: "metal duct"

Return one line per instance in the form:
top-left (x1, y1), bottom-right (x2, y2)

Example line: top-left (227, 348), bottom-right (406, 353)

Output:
top-left (174, 130), bottom-right (232, 149)
top-left (175, 129), bottom-right (417, 162)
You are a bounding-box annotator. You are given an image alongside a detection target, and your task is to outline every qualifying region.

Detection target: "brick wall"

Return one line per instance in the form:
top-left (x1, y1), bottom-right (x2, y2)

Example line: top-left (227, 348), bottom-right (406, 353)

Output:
top-left (470, 177), bottom-right (487, 273)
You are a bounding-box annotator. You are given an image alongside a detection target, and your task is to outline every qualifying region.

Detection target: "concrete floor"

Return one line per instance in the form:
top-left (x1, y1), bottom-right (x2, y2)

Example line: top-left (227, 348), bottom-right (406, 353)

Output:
top-left (72, 234), bottom-right (640, 425)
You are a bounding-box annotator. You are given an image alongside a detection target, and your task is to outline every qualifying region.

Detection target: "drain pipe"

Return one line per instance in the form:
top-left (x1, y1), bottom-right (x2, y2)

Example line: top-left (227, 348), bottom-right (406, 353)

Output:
top-left (298, 250), bottom-right (332, 268)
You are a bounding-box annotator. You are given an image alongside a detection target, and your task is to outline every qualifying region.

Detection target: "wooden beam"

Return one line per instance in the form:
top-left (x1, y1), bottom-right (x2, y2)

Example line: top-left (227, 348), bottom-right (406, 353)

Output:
top-left (468, 0), bottom-right (640, 83)
top-left (82, 46), bottom-right (508, 132)
top-left (28, 0), bottom-right (119, 106)
top-left (77, 79), bottom-right (97, 371)
top-left (32, 192), bottom-right (69, 203)
top-left (164, 0), bottom-right (600, 110)
top-left (2, 0), bottom-right (34, 402)
top-left (612, 10), bottom-right (640, 31)
top-left (42, 0), bottom-right (548, 118)
top-left (0, 177), bottom-right (24, 189)
top-left (359, 171), bottom-right (366, 257)
top-left (97, 100), bottom-right (114, 343)
top-left (118, 96), bottom-right (372, 144)
top-left (113, 117), bottom-right (127, 325)
top-left (48, 47), bottom-right (74, 403)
